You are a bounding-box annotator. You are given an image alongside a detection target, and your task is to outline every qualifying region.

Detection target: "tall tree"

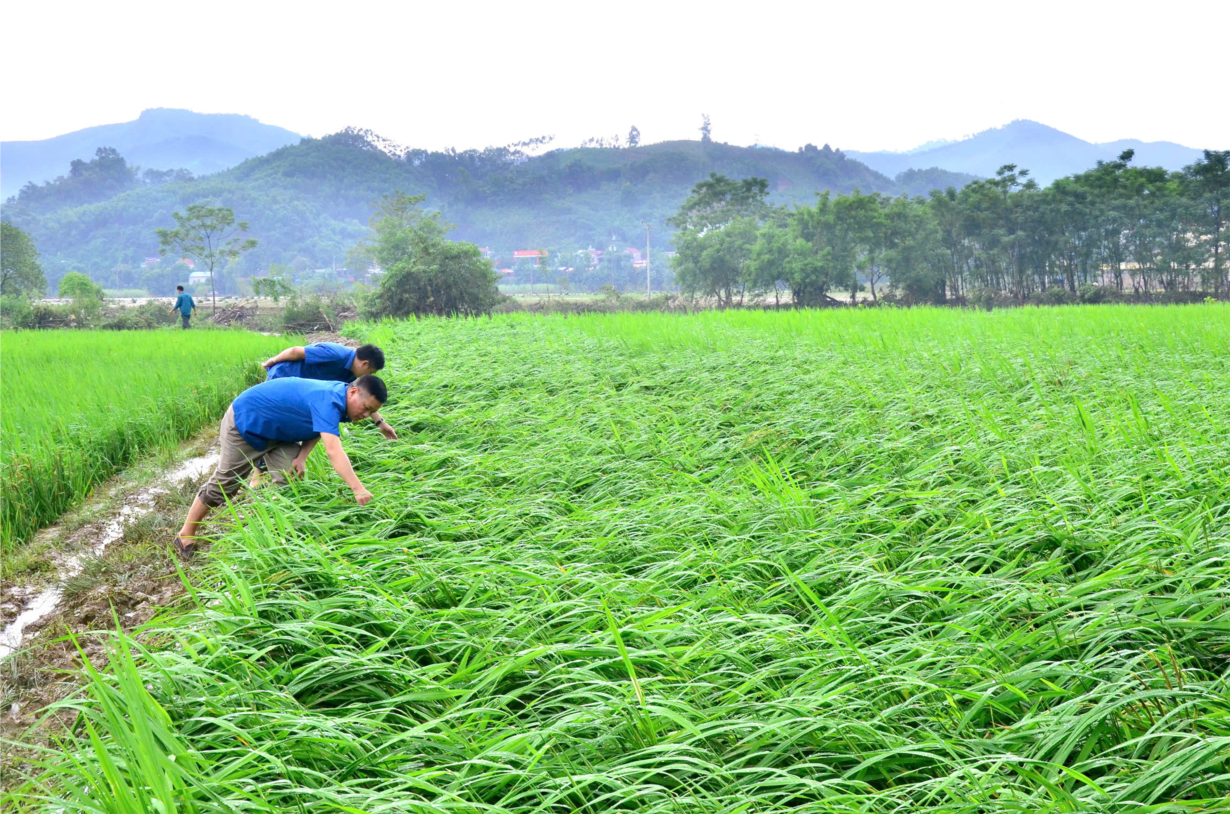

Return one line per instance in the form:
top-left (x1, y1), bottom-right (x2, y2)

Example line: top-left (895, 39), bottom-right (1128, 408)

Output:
top-left (363, 193), bottom-right (499, 318)
top-left (0, 222), bottom-right (46, 298)
top-left (156, 205), bottom-right (257, 314)
top-left (699, 114), bottom-right (712, 143)
top-left (627, 125), bottom-right (641, 148)
top-left (1185, 150), bottom-right (1230, 294)
top-left (667, 173), bottom-right (769, 232)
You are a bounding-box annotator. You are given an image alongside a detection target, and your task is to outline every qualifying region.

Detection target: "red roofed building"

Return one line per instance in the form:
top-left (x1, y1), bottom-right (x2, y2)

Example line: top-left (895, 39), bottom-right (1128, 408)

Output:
top-left (513, 250), bottom-right (544, 265)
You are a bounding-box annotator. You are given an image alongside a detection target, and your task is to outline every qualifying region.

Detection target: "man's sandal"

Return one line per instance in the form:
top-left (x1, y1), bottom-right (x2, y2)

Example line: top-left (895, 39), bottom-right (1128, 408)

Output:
top-left (172, 536), bottom-right (197, 562)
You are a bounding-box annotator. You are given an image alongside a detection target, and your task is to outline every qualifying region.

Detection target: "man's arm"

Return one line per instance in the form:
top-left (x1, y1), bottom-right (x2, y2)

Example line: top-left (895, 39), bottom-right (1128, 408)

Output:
top-left (262, 346), bottom-right (306, 369)
top-left (370, 410), bottom-right (397, 441)
top-left (319, 432), bottom-right (372, 504)
top-left (290, 436), bottom-right (320, 478)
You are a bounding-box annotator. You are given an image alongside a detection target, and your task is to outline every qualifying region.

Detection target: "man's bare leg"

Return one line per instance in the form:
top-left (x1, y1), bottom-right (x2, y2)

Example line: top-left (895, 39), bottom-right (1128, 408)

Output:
top-left (178, 497), bottom-right (212, 541)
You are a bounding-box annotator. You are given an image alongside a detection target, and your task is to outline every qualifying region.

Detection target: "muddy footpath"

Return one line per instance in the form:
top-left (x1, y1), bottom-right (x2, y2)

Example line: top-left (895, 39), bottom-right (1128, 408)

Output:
top-left (0, 432), bottom-right (223, 767)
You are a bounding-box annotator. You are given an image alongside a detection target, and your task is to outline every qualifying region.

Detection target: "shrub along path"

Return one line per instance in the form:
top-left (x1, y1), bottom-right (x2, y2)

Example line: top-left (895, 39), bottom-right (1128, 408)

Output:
top-left (11, 306), bottom-right (1230, 812)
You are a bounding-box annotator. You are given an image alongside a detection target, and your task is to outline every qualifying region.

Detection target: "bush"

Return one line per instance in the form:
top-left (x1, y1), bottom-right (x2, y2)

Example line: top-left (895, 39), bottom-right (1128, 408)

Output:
top-left (0, 295), bottom-right (35, 328)
top-left (1029, 287), bottom-right (1078, 306)
top-left (362, 194), bottom-right (500, 319)
top-left (1077, 284), bottom-right (1124, 304)
top-left (58, 271), bottom-right (104, 300)
top-left (99, 301), bottom-right (178, 330)
top-left (281, 292), bottom-right (358, 333)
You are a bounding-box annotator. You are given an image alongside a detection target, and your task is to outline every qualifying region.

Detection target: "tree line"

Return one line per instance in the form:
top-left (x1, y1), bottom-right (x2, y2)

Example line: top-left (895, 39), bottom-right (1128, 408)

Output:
top-left (669, 150), bottom-right (1229, 306)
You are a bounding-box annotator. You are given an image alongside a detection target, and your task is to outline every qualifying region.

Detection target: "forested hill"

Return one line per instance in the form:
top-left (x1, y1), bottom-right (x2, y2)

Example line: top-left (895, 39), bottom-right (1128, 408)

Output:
top-left (0, 108), bottom-right (301, 199)
top-left (1, 129), bottom-right (977, 275)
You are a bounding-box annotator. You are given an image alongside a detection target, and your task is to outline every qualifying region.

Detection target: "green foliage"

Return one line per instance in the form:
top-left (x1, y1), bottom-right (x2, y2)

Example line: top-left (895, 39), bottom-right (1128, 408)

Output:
top-left (895, 166), bottom-right (981, 197)
top-left (279, 291), bottom-right (358, 333)
top-left (0, 329), bottom-right (290, 549)
top-left (13, 306), bottom-right (1230, 811)
top-left (3, 134), bottom-right (908, 282)
top-left (249, 267), bottom-right (296, 302)
top-left (363, 193), bottom-right (500, 318)
top-left (98, 301), bottom-right (180, 330)
top-left (57, 271), bottom-right (103, 300)
top-left (156, 204), bottom-right (258, 310)
top-left (6, 147), bottom-right (138, 215)
top-left (0, 221), bottom-right (46, 298)
top-left (667, 172), bottom-right (770, 231)
top-left (676, 150), bottom-right (1230, 304)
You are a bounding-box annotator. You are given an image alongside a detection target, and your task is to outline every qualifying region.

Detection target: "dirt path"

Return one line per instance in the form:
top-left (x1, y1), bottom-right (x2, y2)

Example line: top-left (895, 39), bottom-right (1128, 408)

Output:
top-left (0, 432), bottom-right (221, 755)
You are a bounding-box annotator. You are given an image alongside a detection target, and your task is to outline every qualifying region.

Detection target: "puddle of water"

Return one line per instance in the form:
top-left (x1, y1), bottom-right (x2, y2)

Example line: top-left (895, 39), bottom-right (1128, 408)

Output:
top-left (0, 587), bottom-right (62, 659)
top-left (167, 453), bottom-right (219, 485)
top-left (0, 449), bottom-right (218, 661)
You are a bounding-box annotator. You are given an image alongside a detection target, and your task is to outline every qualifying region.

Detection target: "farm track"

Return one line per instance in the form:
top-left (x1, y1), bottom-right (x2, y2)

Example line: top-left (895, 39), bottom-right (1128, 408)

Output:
top-left (0, 432), bottom-right (225, 761)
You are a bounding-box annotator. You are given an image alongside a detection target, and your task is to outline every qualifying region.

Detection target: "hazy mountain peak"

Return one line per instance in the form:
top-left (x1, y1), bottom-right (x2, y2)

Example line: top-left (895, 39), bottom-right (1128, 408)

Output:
top-left (846, 120), bottom-right (1204, 184)
top-left (1, 109), bottom-right (300, 198)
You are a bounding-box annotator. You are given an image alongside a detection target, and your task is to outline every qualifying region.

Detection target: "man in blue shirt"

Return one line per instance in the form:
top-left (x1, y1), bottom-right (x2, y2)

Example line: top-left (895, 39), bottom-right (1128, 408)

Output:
top-left (173, 374), bottom-right (388, 560)
top-left (262, 342), bottom-right (397, 440)
top-left (170, 285), bottom-right (196, 329)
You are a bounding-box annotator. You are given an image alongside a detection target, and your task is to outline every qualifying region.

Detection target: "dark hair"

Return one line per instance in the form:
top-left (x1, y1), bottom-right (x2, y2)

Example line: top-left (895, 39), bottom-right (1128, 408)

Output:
top-left (176, 285), bottom-right (184, 292)
top-left (355, 344), bottom-right (385, 370)
top-left (353, 374), bottom-right (387, 404)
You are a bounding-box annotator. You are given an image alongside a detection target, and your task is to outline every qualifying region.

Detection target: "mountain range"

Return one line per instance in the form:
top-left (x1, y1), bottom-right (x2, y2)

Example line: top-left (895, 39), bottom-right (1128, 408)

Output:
top-left (846, 120), bottom-right (1206, 185)
top-left (0, 108), bottom-right (301, 198)
top-left (0, 110), bottom-right (1212, 287)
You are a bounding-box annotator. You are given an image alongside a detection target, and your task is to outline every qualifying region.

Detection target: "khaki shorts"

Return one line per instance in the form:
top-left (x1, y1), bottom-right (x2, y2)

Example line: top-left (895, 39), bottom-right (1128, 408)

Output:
top-left (197, 405), bottom-right (302, 508)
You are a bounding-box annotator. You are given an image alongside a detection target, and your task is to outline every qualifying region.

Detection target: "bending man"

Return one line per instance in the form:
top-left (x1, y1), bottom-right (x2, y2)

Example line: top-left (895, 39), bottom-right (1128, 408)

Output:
top-left (263, 342), bottom-right (396, 439)
top-left (173, 374), bottom-right (388, 560)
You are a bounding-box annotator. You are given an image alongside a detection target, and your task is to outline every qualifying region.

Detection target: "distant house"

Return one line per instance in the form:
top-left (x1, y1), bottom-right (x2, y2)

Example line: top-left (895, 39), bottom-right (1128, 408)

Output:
top-left (187, 271), bottom-right (211, 287)
top-left (498, 268), bottom-right (515, 275)
top-left (625, 247), bottom-right (646, 269)
top-left (513, 250), bottom-right (544, 265)
top-left (478, 247), bottom-right (493, 259)
top-left (141, 256), bottom-right (160, 268)
top-left (179, 258), bottom-right (196, 269)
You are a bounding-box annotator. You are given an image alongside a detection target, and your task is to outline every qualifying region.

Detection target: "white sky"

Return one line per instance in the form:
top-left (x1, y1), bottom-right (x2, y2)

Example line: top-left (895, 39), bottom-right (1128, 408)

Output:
top-left (2, 0), bottom-right (1227, 152)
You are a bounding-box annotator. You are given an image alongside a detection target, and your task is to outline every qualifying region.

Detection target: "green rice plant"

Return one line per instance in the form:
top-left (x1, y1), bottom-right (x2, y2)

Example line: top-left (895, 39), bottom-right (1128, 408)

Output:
top-left (8, 305), bottom-right (1230, 812)
top-left (0, 329), bottom-right (293, 550)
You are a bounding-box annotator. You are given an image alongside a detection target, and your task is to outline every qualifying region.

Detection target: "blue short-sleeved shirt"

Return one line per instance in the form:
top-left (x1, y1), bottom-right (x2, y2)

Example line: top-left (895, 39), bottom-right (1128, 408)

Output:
top-left (232, 378), bottom-right (350, 451)
top-left (173, 293), bottom-right (195, 315)
top-left (267, 342), bottom-right (358, 383)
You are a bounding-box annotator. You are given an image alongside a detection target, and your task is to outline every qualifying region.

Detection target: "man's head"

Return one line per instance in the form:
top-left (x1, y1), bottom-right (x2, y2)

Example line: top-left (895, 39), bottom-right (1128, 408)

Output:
top-left (346, 374), bottom-right (387, 421)
top-left (351, 344), bottom-right (385, 377)
top-left (176, 285), bottom-right (184, 292)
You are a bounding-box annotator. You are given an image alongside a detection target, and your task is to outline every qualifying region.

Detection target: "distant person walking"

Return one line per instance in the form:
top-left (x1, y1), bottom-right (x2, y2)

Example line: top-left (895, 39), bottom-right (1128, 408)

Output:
top-left (173, 374), bottom-right (388, 560)
top-left (171, 285), bottom-right (196, 329)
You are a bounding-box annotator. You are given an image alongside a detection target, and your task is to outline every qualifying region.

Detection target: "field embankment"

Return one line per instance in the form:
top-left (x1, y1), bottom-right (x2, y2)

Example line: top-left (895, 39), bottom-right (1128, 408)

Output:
top-left (9, 305), bottom-right (1230, 812)
top-left (0, 329), bottom-right (291, 550)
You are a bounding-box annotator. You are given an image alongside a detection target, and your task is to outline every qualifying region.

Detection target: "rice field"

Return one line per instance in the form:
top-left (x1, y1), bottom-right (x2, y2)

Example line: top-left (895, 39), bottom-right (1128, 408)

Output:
top-left (10, 305), bottom-right (1230, 812)
top-left (0, 329), bottom-right (292, 550)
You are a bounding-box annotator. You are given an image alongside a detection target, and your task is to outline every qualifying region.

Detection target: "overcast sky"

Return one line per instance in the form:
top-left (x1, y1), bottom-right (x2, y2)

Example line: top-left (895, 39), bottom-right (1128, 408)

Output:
top-left (2, 0), bottom-right (1227, 153)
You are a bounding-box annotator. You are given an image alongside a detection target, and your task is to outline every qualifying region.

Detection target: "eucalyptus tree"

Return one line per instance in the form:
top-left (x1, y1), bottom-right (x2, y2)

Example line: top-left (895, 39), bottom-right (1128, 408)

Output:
top-left (156, 204), bottom-right (257, 314)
